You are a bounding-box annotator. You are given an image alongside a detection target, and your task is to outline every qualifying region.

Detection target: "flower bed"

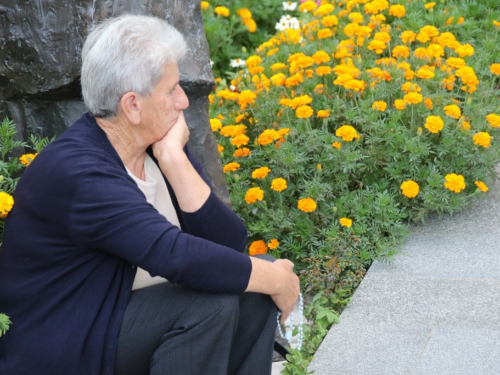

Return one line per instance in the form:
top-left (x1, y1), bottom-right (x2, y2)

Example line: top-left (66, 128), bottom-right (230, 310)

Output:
top-left (206, 0), bottom-right (500, 371)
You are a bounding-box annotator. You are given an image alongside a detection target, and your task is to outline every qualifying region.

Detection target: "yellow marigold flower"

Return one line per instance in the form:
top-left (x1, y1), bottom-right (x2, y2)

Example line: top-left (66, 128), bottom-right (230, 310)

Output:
top-left (289, 95), bottom-right (313, 109)
top-left (312, 50), bottom-right (331, 65)
top-left (394, 99), bottom-right (406, 110)
top-left (400, 180), bottom-right (420, 198)
top-left (344, 79), bottom-right (366, 92)
top-left (0, 191), bottom-right (14, 216)
top-left (245, 187), bottom-right (264, 204)
top-left (210, 118), bottom-right (223, 132)
top-left (416, 68), bottom-right (435, 79)
top-left (455, 66), bottom-right (479, 86)
top-left (424, 98), bottom-right (433, 110)
top-left (237, 8), bottom-right (252, 20)
top-left (214, 6), bottom-right (230, 17)
top-left (475, 181), bottom-right (488, 192)
top-left (322, 15), bottom-right (339, 27)
top-left (299, 0), bottom-right (318, 13)
top-left (364, 0), bottom-right (389, 15)
top-left (392, 45), bottom-right (410, 59)
top-left (401, 82), bottom-right (421, 93)
top-left (200, 1), bottom-right (210, 10)
top-left (424, 2), bottom-right (436, 9)
top-left (400, 30), bottom-right (417, 44)
top-left (238, 90), bottom-right (257, 109)
top-left (217, 144), bottom-right (224, 154)
top-left (223, 162), bottom-right (240, 173)
top-left (296, 105), bottom-right (314, 119)
top-left (297, 198), bottom-right (317, 213)
top-left (267, 239), bottom-right (280, 250)
top-left (444, 104), bottom-right (461, 119)
top-left (437, 32), bottom-right (459, 48)
top-left (455, 44), bottom-right (474, 57)
top-left (19, 153), bottom-right (38, 166)
top-left (348, 12), bottom-right (364, 24)
top-left (444, 173), bottom-right (466, 193)
top-left (404, 92), bottom-right (423, 105)
top-left (317, 109), bottom-right (330, 118)
top-left (249, 240), bottom-right (268, 256)
top-left (258, 129), bottom-right (281, 146)
top-left (270, 73), bottom-right (286, 86)
top-left (494, 20), bottom-right (500, 27)
top-left (285, 72), bottom-right (304, 87)
top-left (447, 57), bottom-right (466, 69)
top-left (231, 134), bottom-right (250, 148)
top-left (336, 125), bottom-right (360, 142)
top-left (271, 178), bottom-right (287, 192)
top-left (316, 66), bottom-right (332, 76)
top-left (234, 147), bottom-right (251, 158)
top-left (246, 55), bottom-right (263, 68)
top-left (314, 84), bottom-right (325, 94)
top-left (244, 18), bottom-right (257, 33)
top-left (252, 166), bottom-right (271, 179)
top-left (490, 64), bottom-right (500, 76)
top-left (425, 115), bottom-right (444, 134)
top-left (457, 17), bottom-right (465, 24)
top-left (317, 28), bottom-right (333, 39)
top-left (368, 40), bottom-right (387, 54)
top-left (486, 113), bottom-right (500, 128)
top-left (374, 31), bottom-right (391, 43)
top-left (332, 141), bottom-right (341, 149)
top-left (314, 3), bottom-right (335, 16)
top-left (339, 217), bottom-right (352, 227)
top-left (473, 132), bottom-right (491, 148)
top-left (372, 101), bottom-right (387, 111)
top-left (271, 62), bottom-right (287, 71)
top-left (416, 25), bottom-right (439, 43)
top-left (389, 4), bottom-right (406, 18)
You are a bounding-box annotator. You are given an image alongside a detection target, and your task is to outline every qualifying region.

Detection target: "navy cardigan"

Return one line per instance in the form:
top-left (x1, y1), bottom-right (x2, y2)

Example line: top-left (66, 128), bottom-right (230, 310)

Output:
top-left (0, 113), bottom-right (252, 374)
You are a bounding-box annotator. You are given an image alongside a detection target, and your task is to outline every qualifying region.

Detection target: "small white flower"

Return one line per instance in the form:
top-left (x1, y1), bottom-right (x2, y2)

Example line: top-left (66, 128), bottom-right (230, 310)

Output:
top-left (230, 58), bottom-right (246, 68)
top-left (275, 15), bottom-right (300, 30)
top-left (282, 1), bottom-right (297, 11)
top-left (210, 60), bottom-right (214, 67)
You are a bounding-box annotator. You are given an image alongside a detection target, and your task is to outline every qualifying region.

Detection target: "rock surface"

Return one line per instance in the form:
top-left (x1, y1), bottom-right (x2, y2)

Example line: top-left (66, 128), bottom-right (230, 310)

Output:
top-left (0, 0), bottom-right (229, 203)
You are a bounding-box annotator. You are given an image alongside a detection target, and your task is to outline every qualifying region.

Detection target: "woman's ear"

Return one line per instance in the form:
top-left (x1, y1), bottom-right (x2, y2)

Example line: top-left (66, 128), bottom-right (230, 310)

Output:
top-left (119, 92), bottom-right (142, 125)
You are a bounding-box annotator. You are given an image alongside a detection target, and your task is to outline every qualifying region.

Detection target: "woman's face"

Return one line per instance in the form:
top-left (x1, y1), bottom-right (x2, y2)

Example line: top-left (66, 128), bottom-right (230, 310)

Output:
top-left (140, 63), bottom-right (189, 143)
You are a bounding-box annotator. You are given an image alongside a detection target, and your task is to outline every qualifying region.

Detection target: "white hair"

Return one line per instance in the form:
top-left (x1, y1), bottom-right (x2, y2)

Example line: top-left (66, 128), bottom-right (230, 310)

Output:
top-left (81, 14), bottom-right (187, 118)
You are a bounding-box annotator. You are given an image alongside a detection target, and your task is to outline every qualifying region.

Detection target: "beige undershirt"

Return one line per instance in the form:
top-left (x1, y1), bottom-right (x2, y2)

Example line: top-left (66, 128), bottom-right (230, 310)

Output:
top-left (126, 154), bottom-right (181, 290)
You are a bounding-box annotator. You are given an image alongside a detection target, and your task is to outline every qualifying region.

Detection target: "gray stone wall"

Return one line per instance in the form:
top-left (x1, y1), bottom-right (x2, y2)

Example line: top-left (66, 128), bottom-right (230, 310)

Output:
top-left (0, 0), bottom-right (229, 203)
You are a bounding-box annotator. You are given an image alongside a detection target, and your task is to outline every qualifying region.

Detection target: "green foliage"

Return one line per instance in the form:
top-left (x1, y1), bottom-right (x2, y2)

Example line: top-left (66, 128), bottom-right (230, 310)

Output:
top-left (0, 313), bottom-right (12, 337)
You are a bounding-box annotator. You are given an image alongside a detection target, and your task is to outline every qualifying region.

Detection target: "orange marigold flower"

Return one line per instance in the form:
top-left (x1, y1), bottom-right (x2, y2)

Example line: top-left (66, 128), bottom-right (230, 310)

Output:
top-left (267, 239), bottom-right (280, 250)
top-left (332, 141), bottom-right (341, 149)
top-left (444, 104), bottom-right (461, 119)
top-left (316, 66), bottom-right (332, 76)
top-left (299, 0), bottom-right (318, 13)
top-left (368, 40), bottom-right (387, 54)
top-left (392, 45), bottom-right (410, 58)
top-left (416, 68), bottom-right (435, 79)
top-left (424, 98), bottom-right (433, 110)
top-left (339, 217), bottom-right (353, 227)
top-left (223, 162), bottom-right (240, 173)
top-left (246, 55), bottom-right (263, 68)
top-left (231, 134), bottom-right (250, 148)
top-left (217, 144), bottom-right (224, 154)
top-left (249, 240), bottom-right (268, 256)
top-left (296, 105), bottom-right (314, 119)
top-left (297, 198), bottom-right (317, 213)
top-left (0, 192), bottom-right (14, 216)
top-left (257, 129), bottom-right (281, 146)
top-left (322, 15), bottom-right (339, 27)
top-left (317, 109), bottom-right (330, 118)
top-left (494, 20), bottom-right (500, 27)
top-left (271, 178), bottom-right (288, 192)
top-left (447, 57), bottom-right (466, 69)
top-left (336, 125), bottom-right (360, 142)
top-left (486, 113), bottom-right (500, 128)
top-left (473, 132), bottom-right (491, 148)
top-left (19, 153), bottom-right (38, 166)
top-left (252, 166), bottom-right (271, 179)
top-left (455, 44), bottom-right (474, 57)
top-left (425, 115), bottom-right (444, 133)
top-left (234, 147), bottom-right (251, 157)
top-left (270, 73), bottom-right (286, 86)
top-left (238, 90), bottom-right (257, 109)
top-left (285, 72), bottom-right (304, 87)
top-left (312, 50), bottom-right (331, 65)
top-left (424, 2), bottom-right (436, 10)
top-left (475, 181), bottom-right (488, 192)
top-left (401, 82), bottom-right (421, 93)
top-left (245, 187), bottom-right (264, 204)
top-left (389, 4), bottom-right (406, 18)
top-left (444, 173), bottom-right (466, 193)
top-left (200, 1), bottom-right (210, 10)
top-left (271, 62), bottom-right (287, 71)
top-left (372, 101), bottom-right (387, 111)
top-left (344, 79), bottom-right (366, 92)
top-left (400, 180), bottom-right (420, 198)
top-left (400, 30), bottom-right (417, 44)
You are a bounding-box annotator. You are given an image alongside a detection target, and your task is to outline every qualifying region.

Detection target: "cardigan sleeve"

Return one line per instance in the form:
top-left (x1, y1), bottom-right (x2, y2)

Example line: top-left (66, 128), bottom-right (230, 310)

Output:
top-left (67, 150), bottom-right (252, 294)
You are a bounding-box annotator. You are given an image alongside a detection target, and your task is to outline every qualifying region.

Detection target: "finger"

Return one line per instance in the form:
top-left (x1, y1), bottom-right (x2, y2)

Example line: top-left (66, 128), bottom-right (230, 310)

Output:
top-left (279, 311), bottom-right (290, 324)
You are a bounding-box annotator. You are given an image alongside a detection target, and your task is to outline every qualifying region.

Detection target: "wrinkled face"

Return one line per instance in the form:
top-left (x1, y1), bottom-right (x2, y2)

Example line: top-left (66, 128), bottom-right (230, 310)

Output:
top-left (140, 63), bottom-right (189, 143)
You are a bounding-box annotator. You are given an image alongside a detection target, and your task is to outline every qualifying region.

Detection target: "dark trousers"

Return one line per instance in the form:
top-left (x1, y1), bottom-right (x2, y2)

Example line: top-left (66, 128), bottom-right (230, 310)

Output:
top-left (114, 282), bottom-right (277, 375)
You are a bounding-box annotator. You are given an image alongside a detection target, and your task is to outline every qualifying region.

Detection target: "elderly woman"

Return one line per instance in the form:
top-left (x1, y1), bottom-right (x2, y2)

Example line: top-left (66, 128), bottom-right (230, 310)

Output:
top-left (0, 14), bottom-right (299, 375)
